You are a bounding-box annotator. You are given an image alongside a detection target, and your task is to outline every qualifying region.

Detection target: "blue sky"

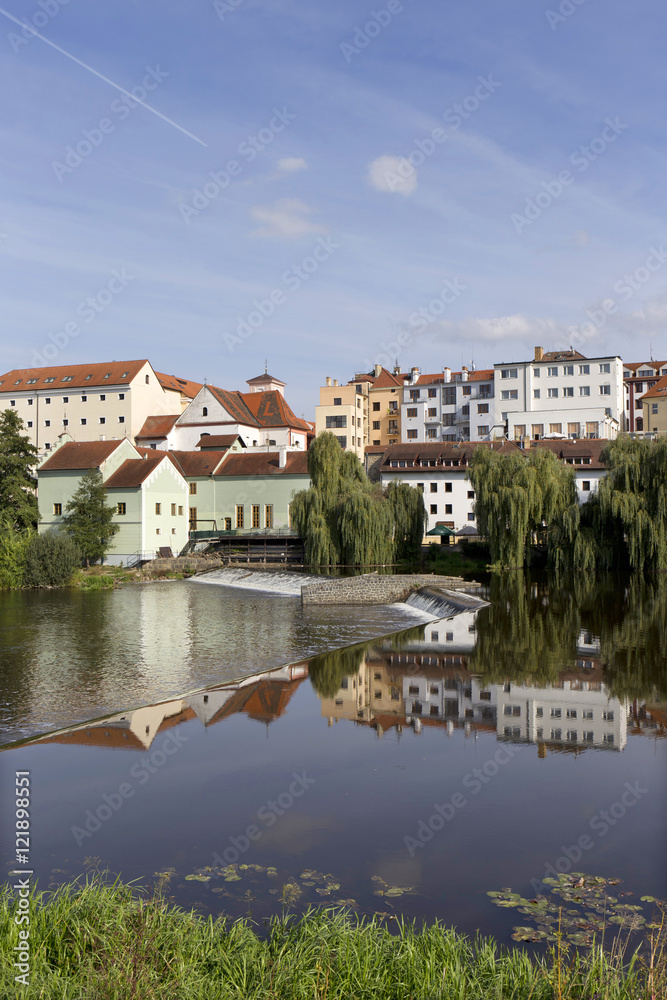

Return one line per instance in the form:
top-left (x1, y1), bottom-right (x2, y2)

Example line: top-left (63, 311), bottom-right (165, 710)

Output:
top-left (1, 0), bottom-right (665, 417)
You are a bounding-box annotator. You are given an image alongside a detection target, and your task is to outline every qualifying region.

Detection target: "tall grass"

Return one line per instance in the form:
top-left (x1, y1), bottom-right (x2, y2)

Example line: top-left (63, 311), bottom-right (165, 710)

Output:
top-left (0, 877), bottom-right (663, 999)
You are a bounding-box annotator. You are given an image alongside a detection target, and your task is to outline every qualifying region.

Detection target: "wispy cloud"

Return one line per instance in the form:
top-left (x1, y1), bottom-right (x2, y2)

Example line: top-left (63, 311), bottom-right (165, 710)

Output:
top-left (277, 156), bottom-right (307, 172)
top-left (249, 198), bottom-right (326, 239)
top-left (367, 155), bottom-right (417, 195)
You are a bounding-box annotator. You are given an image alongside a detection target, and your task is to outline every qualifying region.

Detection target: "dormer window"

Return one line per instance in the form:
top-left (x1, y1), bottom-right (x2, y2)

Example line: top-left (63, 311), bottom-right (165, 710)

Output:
top-left (61, 375), bottom-right (73, 382)
top-left (121, 371), bottom-right (129, 377)
top-left (44, 377), bottom-right (55, 383)
top-left (103, 373), bottom-right (111, 379)
top-left (84, 374), bottom-right (92, 380)
top-left (14, 380), bottom-right (22, 385)
top-left (27, 378), bottom-right (38, 384)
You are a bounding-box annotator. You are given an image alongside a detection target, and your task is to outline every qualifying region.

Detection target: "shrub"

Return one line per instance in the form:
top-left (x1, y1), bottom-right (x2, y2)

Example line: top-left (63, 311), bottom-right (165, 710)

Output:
top-left (0, 521), bottom-right (30, 589)
top-left (22, 532), bottom-right (81, 588)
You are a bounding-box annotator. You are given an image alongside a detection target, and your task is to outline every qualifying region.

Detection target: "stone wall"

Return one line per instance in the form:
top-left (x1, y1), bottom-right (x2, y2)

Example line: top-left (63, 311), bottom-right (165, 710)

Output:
top-left (301, 573), bottom-right (481, 606)
top-left (142, 556), bottom-right (223, 573)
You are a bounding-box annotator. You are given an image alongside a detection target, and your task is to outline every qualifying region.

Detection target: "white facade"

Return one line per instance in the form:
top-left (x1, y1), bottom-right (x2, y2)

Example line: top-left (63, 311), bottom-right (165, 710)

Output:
top-left (401, 367), bottom-right (495, 444)
top-left (380, 456), bottom-right (477, 533)
top-left (173, 385), bottom-right (309, 451)
top-left (493, 350), bottom-right (624, 441)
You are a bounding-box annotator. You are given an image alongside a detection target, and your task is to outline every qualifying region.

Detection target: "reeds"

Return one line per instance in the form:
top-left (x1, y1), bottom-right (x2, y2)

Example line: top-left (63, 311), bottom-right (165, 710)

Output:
top-left (1, 877), bottom-right (663, 999)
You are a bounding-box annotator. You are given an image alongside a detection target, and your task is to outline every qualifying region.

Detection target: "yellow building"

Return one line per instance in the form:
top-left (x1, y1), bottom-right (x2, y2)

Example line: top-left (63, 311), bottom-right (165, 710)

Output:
top-left (363, 365), bottom-right (409, 447)
top-left (642, 375), bottom-right (667, 436)
top-left (315, 377), bottom-right (370, 460)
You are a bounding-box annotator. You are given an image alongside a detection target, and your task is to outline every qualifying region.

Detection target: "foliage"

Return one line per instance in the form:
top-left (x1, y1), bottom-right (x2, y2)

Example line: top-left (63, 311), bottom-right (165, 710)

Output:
top-left (22, 532), bottom-right (81, 587)
top-left (468, 447), bottom-right (577, 568)
top-left (0, 409), bottom-right (39, 531)
top-left (0, 876), bottom-right (660, 999)
top-left (290, 433), bottom-right (424, 566)
top-left (307, 644), bottom-right (367, 698)
top-left (62, 467), bottom-right (119, 566)
top-left (0, 518), bottom-right (31, 588)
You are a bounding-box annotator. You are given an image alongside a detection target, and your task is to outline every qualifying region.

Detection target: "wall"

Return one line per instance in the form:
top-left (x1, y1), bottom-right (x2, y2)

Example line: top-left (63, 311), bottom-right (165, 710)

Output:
top-left (301, 573), bottom-right (482, 605)
top-left (381, 467), bottom-right (474, 533)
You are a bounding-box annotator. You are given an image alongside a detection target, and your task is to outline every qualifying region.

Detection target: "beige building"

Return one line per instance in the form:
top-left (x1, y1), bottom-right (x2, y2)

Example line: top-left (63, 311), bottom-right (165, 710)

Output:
top-left (642, 375), bottom-right (667, 436)
top-left (315, 377), bottom-right (370, 460)
top-left (0, 359), bottom-right (201, 458)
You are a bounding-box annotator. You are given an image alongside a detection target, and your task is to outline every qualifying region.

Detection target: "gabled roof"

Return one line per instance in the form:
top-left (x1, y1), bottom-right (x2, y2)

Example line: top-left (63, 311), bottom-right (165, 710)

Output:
top-left (531, 439), bottom-right (607, 469)
top-left (135, 414), bottom-right (180, 440)
top-left (641, 374), bottom-right (667, 400)
top-left (246, 372), bottom-right (286, 387)
top-left (350, 367), bottom-right (407, 389)
top-left (206, 386), bottom-right (311, 433)
top-left (155, 372), bottom-right (203, 398)
top-left (104, 453), bottom-right (175, 489)
top-left (623, 361), bottom-right (667, 375)
top-left (196, 434), bottom-right (245, 450)
top-left (39, 439), bottom-right (127, 471)
top-left (165, 450), bottom-right (228, 477)
top-left (0, 360), bottom-right (149, 391)
top-left (380, 441), bottom-right (523, 468)
top-left (214, 452), bottom-right (309, 477)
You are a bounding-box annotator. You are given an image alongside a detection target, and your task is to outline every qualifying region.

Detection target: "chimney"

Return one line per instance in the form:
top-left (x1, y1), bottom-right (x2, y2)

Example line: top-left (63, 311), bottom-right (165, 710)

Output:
top-left (325, 376), bottom-right (332, 387)
top-left (333, 379), bottom-right (339, 386)
top-left (443, 367), bottom-right (451, 383)
top-left (374, 363), bottom-right (382, 377)
top-left (411, 366), bottom-right (420, 383)
top-left (461, 367), bottom-right (469, 382)
top-left (278, 447), bottom-right (287, 468)
top-left (534, 346), bottom-right (543, 362)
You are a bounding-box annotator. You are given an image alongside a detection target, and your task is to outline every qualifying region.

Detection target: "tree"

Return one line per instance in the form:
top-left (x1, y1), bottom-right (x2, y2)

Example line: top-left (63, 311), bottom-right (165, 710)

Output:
top-left (290, 433), bottom-right (425, 566)
top-left (62, 467), bottom-right (119, 567)
top-left (22, 532), bottom-right (81, 587)
top-left (0, 409), bottom-right (39, 531)
top-left (468, 446), bottom-right (577, 568)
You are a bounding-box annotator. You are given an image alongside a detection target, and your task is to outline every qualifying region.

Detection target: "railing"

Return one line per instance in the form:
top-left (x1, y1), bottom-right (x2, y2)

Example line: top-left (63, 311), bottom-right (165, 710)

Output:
top-left (126, 551), bottom-right (156, 568)
top-left (189, 527), bottom-right (299, 540)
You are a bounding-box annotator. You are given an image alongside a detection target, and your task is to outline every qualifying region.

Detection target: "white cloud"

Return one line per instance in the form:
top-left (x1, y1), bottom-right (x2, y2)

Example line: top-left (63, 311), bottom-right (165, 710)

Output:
top-left (367, 155), bottom-right (417, 196)
top-left (249, 198), bottom-right (326, 239)
top-left (277, 157), bottom-right (307, 172)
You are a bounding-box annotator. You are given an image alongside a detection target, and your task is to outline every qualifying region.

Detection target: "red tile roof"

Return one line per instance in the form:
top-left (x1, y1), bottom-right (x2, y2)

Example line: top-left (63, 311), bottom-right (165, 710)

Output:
top-left (380, 441), bottom-right (522, 468)
top-left (214, 452), bottom-right (309, 477)
top-left (196, 434), bottom-right (244, 449)
top-left (416, 369), bottom-right (494, 385)
top-left (641, 374), bottom-right (667, 400)
top-left (104, 453), bottom-right (177, 489)
top-left (39, 440), bottom-right (126, 471)
top-left (206, 387), bottom-right (311, 433)
top-left (246, 372), bottom-right (286, 387)
top-left (166, 450), bottom-right (228, 477)
top-left (623, 361), bottom-right (667, 374)
top-left (0, 360), bottom-right (149, 391)
top-left (531, 439), bottom-right (607, 469)
top-left (135, 414), bottom-right (180, 440)
top-left (155, 372), bottom-right (203, 398)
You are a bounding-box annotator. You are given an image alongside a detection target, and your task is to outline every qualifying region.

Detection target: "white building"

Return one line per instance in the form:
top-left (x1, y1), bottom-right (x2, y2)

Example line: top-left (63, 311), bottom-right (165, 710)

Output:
top-left (493, 347), bottom-right (624, 442)
top-left (623, 360), bottom-right (667, 435)
top-left (400, 366), bottom-right (496, 444)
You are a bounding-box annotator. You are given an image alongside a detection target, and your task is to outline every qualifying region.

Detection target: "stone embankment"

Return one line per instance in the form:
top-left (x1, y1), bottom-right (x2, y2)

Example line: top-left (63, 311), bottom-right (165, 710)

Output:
top-left (300, 573), bottom-right (481, 606)
top-left (143, 556), bottom-right (223, 573)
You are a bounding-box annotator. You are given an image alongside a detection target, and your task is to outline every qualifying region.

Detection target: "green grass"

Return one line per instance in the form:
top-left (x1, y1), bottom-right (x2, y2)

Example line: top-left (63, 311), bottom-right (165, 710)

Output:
top-left (1, 878), bottom-right (663, 999)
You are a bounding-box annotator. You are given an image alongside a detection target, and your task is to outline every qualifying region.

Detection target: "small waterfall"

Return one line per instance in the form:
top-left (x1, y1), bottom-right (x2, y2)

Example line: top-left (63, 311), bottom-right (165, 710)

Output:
top-left (405, 587), bottom-right (489, 619)
top-left (188, 567), bottom-right (324, 596)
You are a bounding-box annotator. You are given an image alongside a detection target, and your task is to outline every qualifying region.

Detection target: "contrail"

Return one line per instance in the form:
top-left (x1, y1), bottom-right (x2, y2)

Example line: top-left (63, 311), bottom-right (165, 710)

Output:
top-left (0, 6), bottom-right (207, 147)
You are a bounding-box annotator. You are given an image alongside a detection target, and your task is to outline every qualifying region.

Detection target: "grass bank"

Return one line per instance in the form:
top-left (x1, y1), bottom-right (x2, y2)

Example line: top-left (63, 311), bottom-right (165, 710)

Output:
top-left (1, 879), bottom-right (663, 999)
top-left (72, 565), bottom-right (197, 590)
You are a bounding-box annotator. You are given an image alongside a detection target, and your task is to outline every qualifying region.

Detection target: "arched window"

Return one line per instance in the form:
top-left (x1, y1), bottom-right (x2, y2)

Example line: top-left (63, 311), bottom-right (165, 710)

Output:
top-left (202, 406), bottom-right (208, 416)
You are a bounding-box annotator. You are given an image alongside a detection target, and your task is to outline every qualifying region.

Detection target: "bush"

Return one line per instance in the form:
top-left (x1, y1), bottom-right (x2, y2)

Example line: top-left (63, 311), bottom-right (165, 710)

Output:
top-left (0, 521), bottom-right (30, 588)
top-left (22, 532), bottom-right (81, 588)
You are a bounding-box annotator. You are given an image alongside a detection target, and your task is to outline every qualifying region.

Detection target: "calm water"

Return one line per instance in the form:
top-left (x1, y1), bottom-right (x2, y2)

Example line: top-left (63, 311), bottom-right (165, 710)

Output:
top-left (0, 574), bottom-right (665, 945)
top-left (0, 575), bottom-right (435, 743)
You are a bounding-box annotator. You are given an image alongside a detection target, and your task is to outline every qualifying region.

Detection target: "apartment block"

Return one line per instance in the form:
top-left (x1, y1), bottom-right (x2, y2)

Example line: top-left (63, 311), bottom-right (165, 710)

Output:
top-left (493, 347), bottom-right (624, 441)
top-left (315, 377), bottom-right (369, 460)
top-left (642, 375), bottom-right (667, 436)
top-left (401, 366), bottom-right (495, 443)
top-left (623, 360), bottom-right (667, 434)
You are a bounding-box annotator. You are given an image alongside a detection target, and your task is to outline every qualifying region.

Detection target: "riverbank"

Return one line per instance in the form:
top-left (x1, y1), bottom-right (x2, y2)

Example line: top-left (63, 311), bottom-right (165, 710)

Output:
top-left (1, 879), bottom-right (660, 999)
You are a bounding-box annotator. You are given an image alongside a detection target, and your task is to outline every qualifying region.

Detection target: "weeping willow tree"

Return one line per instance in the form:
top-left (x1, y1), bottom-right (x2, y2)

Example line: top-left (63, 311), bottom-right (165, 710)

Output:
top-left (468, 447), bottom-right (577, 568)
top-left (290, 433), bottom-right (425, 566)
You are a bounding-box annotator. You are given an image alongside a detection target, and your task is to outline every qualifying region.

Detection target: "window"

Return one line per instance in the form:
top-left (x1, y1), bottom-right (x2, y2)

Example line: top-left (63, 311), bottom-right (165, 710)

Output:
top-left (428, 388), bottom-right (437, 398)
top-left (430, 504), bottom-right (437, 514)
top-left (335, 436), bottom-right (347, 447)
top-left (189, 482), bottom-right (197, 495)
top-left (580, 386), bottom-right (590, 396)
top-left (170, 503), bottom-right (176, 516)
top-left (603, 733), bottom-right (615, 744)
top-left (44, 442), bottom-right (50, 449)
top-left (84, 374), bottom-right (92, 381)
top-left (99, 394), bottom-right (106, 401)
top-left (446, 632), bottom-right (454, 642)
top-left (81, 395), bottom-right (87, 402)
top-left (442, 387), bottom-right (456, 405)
top-left (428, 407), bottom-right (437, 417)
top-left (566, 709), bottom-right (577, 719)
top-left (410, 389), bottom-right (420, 401)
top-left (333, 397), bottom-right (342, 406)
top-left (477, 402), bottom-right (489, 413)
top-left (27, 398), bottom-right (33, 405)
top-left (45, 397), bottom-right (50, 404)
top-left (599, 384), bottom-right (611, 395)
top-left (579, 364), bottom-right (590, 375)
top-left (252, 504), bottom-right (260, 528)
top-left (599, 363), bottom-right (610, 373)
top-left (582, 481), bottom-right (591, 492)
top-left (533, 389), bottom-right (541, 399)
top-left (373, 401), bottom-right (380, 411)
top-left (62, 396), bottom-right (68, 403)
top-left (53, 503), bottom-right (62, 515)
top-left (406, 429), bottom-right (418, 439)
top-left (372, 420), bottom-right (380, 429)
top-left (430, 483), bottom-right (437, 493)
top-left (602, 710), bottom-right (614, 721)
top-left (461, 404), bottom-right (469, 416)
top-left (155, 503), bottom-right (161, 515)
top-left (118, 393), bottom-right (124, 400)
top-left (9, 400), bottom-right (15, 407)
top-left (118, 416), bottom-right (125, 423)
top-left (551, 728), bottom-right (562, 740)
top-left (477, 425), bottom-right (489, 435)
top-left (462, 385), bottom-right (471, 396)
top-left (563, 365), bottom-right (574, 376)
top-left (467, 512), bottom-right (475, 520)
top-left (27, 378), bottom-right (37, 384)
top-left (99, 417), bottom-right (105, 425)
top-left (501, 369), bottom-right (518, 379)
top-left (534, 368), bottom-right (541, 378)
top-left (549, 423), bottom-right (562, 434)
top-left (563, 387), bottom-right (574, 397)
top-left (388, 401), bottom-right (398, 411)
top-left (567, 730), bottom-right (578, 741)
top-left (236, 505), bottom-right (244, 529)
top-left (44, 377), bottom-right (55, 384)
top-left (44, 420), bottom-right (50, 427)
top-left (442, 413), bottom-right (456, 425)
top-left (145, 374), bottom-right (150, 384)
top-left (548, 366), bottom-right (558, 377)
top-left (117, 503), bottom-right (126, 515)
top-left (583, 710), bottom-right (593, 720)
top-left (583, 731), bottom-right (594, 742)
top-left (466, 490), bottom-right (474, 499)
top-left (504, 705), bottom-right (521, 717)
top-left (548, 388), bottom-right (559, 398)
top-left (501, 390), bottom-right (518, 400)
top-left (265, 505), bottom-right (273, 528)
top-left (326, 415), bottom-right (347, 428)
top-left (652, 403), bottom-right (659, 414)
top-left (536, 707), bottom-right (544, 718)
top-left (445, 503), bottom-right (452, 514)
top-left (63, 419), bottom-right (69, 427)
top-left (155, 528), bottom-right (161, 535)
top-left (406, 407), bottom-right (418, 417)
top-left (568, 422), bottom-right (580, 437)
top-left (27, 421), bottom-right (32, 428)
top-left (551, 708), bottom-right (561, 718)
top-left (444, 482), bottom-right (452, 492)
